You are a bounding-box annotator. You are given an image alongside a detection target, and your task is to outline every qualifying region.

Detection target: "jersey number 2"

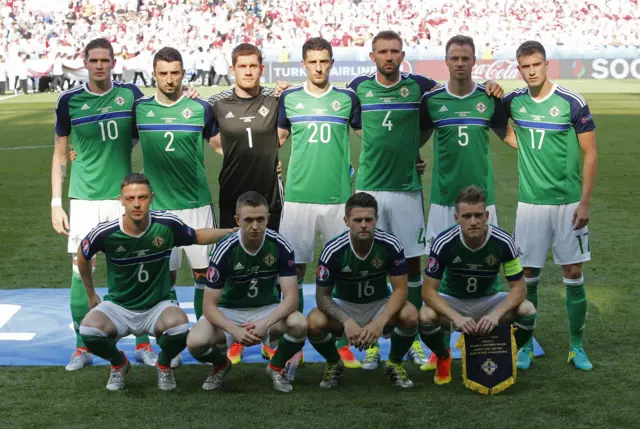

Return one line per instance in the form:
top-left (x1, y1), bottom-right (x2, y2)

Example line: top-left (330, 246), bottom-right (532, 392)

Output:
top-left (164, 132), bottom-right (175, 152)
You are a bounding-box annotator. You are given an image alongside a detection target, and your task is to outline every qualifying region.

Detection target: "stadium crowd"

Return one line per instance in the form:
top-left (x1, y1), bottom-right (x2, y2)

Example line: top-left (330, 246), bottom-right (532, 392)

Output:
top-left (0, 0), bottom-right (639, 93)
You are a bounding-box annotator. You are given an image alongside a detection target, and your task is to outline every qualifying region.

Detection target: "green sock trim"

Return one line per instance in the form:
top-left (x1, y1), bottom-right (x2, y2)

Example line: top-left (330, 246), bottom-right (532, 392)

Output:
top-left (196, 346), bottom-right (227, 366)
top-left (310, 334), bottom-right (341, 364)
top-left (565, 279), bottom-right (587, 348)
top-left (389, 327), bottom-right (417, 364)
top-left (135, 335), bottom-right (151, 347)
top-left (194, 287), bottom-right (204, 320)
top-left (335, 336), bottom-right (349, 349)
top-left (525, 277), bottom-right (540, 309)
top-left (70, 272), bottom-right (88, 348)
top-left (157, 329), bottom-right (188, 366)
top-left (271, 334), bottom-right (305, 369)
top-left (419, 324), bottom-right (450, 358)
top-left (514, 313), bottom-right (537, 349)
top-left (82, 334), bottom-right (124, 366)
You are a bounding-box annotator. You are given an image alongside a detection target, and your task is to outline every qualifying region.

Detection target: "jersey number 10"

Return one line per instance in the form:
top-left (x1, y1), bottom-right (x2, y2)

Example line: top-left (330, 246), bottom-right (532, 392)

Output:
top-left (98, 120), bottom-right (119, 142)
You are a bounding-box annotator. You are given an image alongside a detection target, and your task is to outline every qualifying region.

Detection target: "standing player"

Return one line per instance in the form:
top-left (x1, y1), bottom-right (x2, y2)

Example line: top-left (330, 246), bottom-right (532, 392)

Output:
top-left (132, 47), bottom-right (216, 342)
top-left (187, 192), bottom-right (307, 393)
top-left (277, 37), bottom-right (362, 362)
top-left (52, 38), bottom-right (156, 370)
top-left (77, 173), bottom-right (233, 390)
top-left (504, 41), bottom-right (597, 371)
top-left (347, 31), bottom-right (505, 369)
top-left (419, 186), bottom-right (537, 385)
top-left (308, 192), bottom-right (418, 388)
top-left (206, 44), bottom-right (284, 364)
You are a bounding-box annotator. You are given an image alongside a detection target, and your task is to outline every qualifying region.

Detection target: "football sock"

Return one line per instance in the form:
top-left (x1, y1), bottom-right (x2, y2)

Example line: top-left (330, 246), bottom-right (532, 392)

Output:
top-left (194, 345), bottom-right (228, 366)
top-left (565, 277), bottom-right (587, 348)
top-left (389, 327), bottom-right (418, 364)
top-left (194, 285), bottom-right (205, 320)
top-left (513, 313), bottom-right (538, 349)
top-left (336, 336), bottom-right (349, 349)
top-left (135, 334), bottom-right (151, 348)
top-left (270, 334), bottom-right (306, 370)
top-left (80, 327), bottom-right (124, 366)
top-left (297, 278), bottom-right (304, 313)
top-left (156, 324), bottom-right (189, 366)
top-left (419, 323), bottom-right (450, 358)
top-left (70, 271), bottom-right (89, 348)
top-left (408, 274), bottom-right (424, 342)
top-left (310, 333), bottom-right (341, 364)
top-left (523, 275), bottom-right (540, 352)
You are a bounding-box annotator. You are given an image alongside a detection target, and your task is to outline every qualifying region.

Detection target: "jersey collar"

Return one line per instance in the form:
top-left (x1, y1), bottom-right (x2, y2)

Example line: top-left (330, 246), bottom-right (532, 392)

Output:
top-left (459, 224), bottom-right (493, 252)
top-left (445, 81), bottom-right (477, 99)
top-left (119, 214), bottom-right (152, 238)
top-left (303, 82), bottom-right (333, 98)
top-left (83, 81), bottom-right (115, 97)
top-left (239, 230), bottom-right (266, 256)
top-left (375, 73), bottom-right (402, 88)
top-left (153, 93), bottom-right (186, 107)
top-left (349, 233), bottom-right (374, 261)
top-left (527, 82), bottom-right (557, 104)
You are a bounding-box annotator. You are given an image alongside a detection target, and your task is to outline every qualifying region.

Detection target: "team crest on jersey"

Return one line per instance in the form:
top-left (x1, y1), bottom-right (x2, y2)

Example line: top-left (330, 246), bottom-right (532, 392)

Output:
top-left (399, 86), bottom-right (410, 98)
top-left (181, 108), bottom-right (193, 119)
top-left (206, 266), bottom-right (220, 283)
top-left (152, 236), bottom-right (165, 248)
top-left (82, 239), bottom-right (90, 257)
top-left (263, 253), bottom-right (276, 267)
top-left (258, 106), bottom-right (269, 117)
top-left (549, 106), bottom-right (560, 117)
top-left (317, 265), bottom-right (330, 281)
top-left (476, 102), bottom-right (487, 113)
top-left (426, 256), bottom-right (439, 273)
top-left (331, 100), bottom-right (341, 111)
top-left (371, 256), bottom-right (383, 269)
top-left (485, 254), bottom-right (498, 266)
top-left (115, 96), bottom-right (125, 106)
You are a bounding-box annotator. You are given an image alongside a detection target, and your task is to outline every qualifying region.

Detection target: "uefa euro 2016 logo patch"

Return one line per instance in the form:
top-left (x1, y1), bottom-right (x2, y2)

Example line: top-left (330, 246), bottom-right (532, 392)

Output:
top-left (426, 256), bottom-right (439, 273)
top-left (206, 266), bottom-right (220, 283)
top-left (317, 265), bottom-right (330, 281)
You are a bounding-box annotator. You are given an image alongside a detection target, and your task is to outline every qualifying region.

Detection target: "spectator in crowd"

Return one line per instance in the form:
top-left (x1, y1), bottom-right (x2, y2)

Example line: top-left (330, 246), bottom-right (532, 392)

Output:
top-left (52, 53), bottom-right (64, 92)
top-left (0, 55), bottom-right (7, 95)
top-left (213, 49), bottom-right (231, 86)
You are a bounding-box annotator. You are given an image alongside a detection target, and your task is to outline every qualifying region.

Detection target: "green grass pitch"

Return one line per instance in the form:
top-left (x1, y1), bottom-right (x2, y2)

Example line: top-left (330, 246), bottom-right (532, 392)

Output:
top-left (0, 80), bottom-right (639, 428)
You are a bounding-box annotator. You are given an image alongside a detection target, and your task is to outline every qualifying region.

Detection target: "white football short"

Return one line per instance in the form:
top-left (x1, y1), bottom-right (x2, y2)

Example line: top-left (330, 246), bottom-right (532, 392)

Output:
top-left (94, 299), bottom-right (179, 341)
top-left (514, 201), bottom-right (590, 268)
top-left (167, 204), bottom-right (216, 272)
top-left (280, 202), bottom-right (347, 264)
top-left (356, 190), bottom-right (425, 258)
top-left (333, 297), bottom-right (389, 328)
top-left (426, 203), bottom-right (498, 254)
top-left (68, 199), bottom-right (122, 253)
top-left (211, 303), bottom-right (281, 348)
top-left (440, 292), bottom-right (509, 321)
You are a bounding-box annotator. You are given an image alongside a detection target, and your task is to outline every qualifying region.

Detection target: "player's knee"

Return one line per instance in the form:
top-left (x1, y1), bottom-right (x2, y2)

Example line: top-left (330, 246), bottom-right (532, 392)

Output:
top-left (562, 264), bottom-right (583, 280)
top-left (418, 305), bottom-right (438, 325)
top-left (286, 311), bottom-right (308, 337)
top-left (523, 267), bottom-right (541, 278)
top-left (186, 327), bottom-right (212, 354)
top-left (158, 307), bottom-right (188, 332)
top-left (518, 300), bottom-right (537, 317)
top-left (398, 302), bottom-right (419, 329)
top-left (306, 308), bottom-right (328, 335)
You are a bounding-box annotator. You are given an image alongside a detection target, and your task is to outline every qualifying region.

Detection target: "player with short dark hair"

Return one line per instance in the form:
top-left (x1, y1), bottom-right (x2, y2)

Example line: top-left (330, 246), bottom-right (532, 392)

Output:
top-left (206, 43), bottom-right (284, 364)
top-left (187, 191), bottom-right (307, 393)
top-left (420, 186), bottom-right (537, 385)
top-left (308, 192), bottom-right (418, 388)
top-left (77, 173), bottom-right (234, 391)
top-left (504, 41), bottom-right (598, 371)
top-left (132, 47), bottom-right (217, 352)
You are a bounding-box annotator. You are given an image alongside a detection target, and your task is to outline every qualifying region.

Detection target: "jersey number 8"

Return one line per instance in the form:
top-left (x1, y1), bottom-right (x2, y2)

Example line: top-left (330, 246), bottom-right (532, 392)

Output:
top-left (466, 277), bottom-right (478, 293)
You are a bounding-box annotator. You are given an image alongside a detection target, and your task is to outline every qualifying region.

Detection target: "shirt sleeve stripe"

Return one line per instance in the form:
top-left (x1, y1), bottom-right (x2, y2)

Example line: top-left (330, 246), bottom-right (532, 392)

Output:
top-left (433, 226), bottom-right (460, 255)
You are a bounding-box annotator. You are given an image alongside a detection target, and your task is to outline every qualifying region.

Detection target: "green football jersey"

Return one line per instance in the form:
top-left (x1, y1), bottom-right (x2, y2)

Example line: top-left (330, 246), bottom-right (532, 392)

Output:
top-left (504, 84), bottom-right (596, 205)
top-left (81, 211), bottom-right (197, 310)
top-left (347, 72), bottom-right (437, 191)
top-left (425, 225), bottom-right (523, 299)
top-left (277, 83), bottom-right (361, 204)
top-left (317, 229), bottom-right (407, 304)
top-left (206, 229), bottom-right (296, 308)
top-left (421, 83), bottom-right (508, 206)
top-left (133, 95), bottom-right (215, 210)
top-left (55, 82), bottom-right (143, 200)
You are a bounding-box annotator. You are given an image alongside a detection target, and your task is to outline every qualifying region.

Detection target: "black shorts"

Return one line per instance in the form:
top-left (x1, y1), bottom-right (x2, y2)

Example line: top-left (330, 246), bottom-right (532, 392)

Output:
top-left (218, 200), bottom-right (282, 232)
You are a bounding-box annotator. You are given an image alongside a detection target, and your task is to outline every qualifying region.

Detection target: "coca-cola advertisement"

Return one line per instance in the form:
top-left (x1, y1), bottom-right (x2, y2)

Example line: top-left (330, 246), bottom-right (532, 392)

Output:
top-left (415, 59), bottom-right (560, 81)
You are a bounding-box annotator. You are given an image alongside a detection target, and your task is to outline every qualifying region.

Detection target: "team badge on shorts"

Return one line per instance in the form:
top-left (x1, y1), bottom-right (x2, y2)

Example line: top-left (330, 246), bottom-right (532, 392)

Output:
top-left (317, 265), bottom-right (330, 281)
top-left (426, 256), bottom-right (439, 273)
top-left (258, 106), bottom-right (269, 117)
top-left (206, 266), bottom-right (220, 283)
top-left (331, 100), bottom-right (341, 111)
top-left (152, 236), bottom-right (165, 248)
top-left (82, 239), bottom-right (90, 257)
top-left (371, 256), bottom-right (383, 269)
top-left (549, 106), bottom-right (560, 117)
top-left (485, 254), bottom-right (497, 266)
top-left (181, 108), bottom-right (193, 119)
top-left (115, 96), bottom-right (125, 106)
top-left (400, 86), bottom-right (410, 98)
top-left (263, 253), bottom-right (276, 267)
top-left (476, 102), bottom-right (487, 113)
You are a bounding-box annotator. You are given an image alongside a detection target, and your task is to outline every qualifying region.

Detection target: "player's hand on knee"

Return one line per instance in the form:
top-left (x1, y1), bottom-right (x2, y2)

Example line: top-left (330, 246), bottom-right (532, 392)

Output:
top-left (233, 326), bottom-right (261, 346)
top-left (344, 319), bottom-right (363, 349)
top-left (454, 316), bottom-right (477, 336)
top-left (87, 292), bottom-right (101, 310)
top-left (359, 321), bottom-right (383, 349)
top-left (476, 314), bottom-right (499, 337)
top-left (51, 206), bottom-right (69, 235)
top-left (248, 320), bottom-right (269, 340)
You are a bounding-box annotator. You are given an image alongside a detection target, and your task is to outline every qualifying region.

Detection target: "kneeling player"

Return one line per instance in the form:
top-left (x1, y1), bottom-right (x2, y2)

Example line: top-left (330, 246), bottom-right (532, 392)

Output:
top-left (307, 192), bottom-right (418, 389)
top-left (418, 186), bottom-right (537, 385)
top-left (187, 192), bottom-right (307, 393)
top-left (77, 173), bottom-right (234, 391)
